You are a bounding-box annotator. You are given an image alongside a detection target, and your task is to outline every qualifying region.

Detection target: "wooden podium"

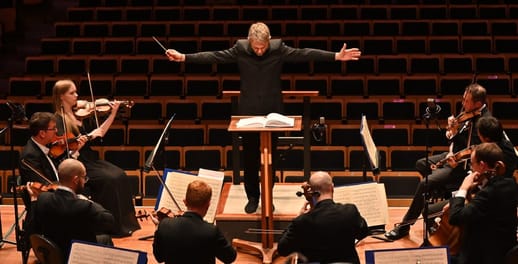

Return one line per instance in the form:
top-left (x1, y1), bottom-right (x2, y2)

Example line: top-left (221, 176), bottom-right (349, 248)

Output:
top-left (222, 90), bottom-right (318, 182)
top-left (228, 116), bottom-right (302, 264)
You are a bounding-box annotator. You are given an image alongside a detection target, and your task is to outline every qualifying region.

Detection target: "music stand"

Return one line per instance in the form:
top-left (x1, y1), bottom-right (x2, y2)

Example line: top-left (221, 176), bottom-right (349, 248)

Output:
top-left (0, 101), bottom-right (30, 264)
top-left (359, 115), bottom-right (388, 237)
top-left (138, 114), bottom-right (181, 240)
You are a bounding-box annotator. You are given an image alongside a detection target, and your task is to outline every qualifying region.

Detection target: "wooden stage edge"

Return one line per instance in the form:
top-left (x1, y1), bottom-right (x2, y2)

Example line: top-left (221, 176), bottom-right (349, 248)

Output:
top-left (1, 204), bottom-right (424, 264)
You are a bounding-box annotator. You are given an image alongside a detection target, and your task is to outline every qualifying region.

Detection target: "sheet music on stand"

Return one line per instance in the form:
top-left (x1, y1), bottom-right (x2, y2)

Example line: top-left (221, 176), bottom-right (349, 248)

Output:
top-left (68, 240), bottom-right (147, 264)
top-left (360, 114), bottom-right (381, 176)
top-left (156, 168), bottom-right (224, 223)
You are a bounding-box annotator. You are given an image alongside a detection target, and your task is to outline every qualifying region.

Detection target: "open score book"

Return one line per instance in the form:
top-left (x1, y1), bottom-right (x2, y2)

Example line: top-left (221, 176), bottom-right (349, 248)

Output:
top-left (236, 113), bottom-right (295, 128)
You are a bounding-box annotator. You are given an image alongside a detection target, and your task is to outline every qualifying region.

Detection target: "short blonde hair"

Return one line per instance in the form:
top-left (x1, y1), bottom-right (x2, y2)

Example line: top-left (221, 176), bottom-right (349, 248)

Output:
top-left (248, 22), bottom-right (271, 42)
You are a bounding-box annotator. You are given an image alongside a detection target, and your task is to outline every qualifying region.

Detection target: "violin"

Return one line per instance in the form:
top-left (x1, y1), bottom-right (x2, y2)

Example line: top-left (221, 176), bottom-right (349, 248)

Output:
top-left (47, 132), bottom-right (91, 159)
top-left (446, 109), bottom-right (482, 138)
top-left (135, 207), bottom-right (183, 224)
top-left (431, 146), bottom-right (474, 170)
top-left (73, 98), bottom-right (134, 118)
top-left (15, 181), bottom-right (59, 195)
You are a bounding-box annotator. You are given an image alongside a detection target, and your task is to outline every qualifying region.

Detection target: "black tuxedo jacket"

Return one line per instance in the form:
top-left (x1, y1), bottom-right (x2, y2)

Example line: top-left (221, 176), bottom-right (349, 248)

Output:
top-left (27, 188), bottom-right (115, 257)
top-left (278, 199), bottom-right (369, 264)
top-left (185, 39), bottom-right (335, 115)
top-left (20, 138), bottom-right (58, 184)
top-left (153, 211), bottom-right (236, 264)
top-left (449, 176), bottom-right (518, 264)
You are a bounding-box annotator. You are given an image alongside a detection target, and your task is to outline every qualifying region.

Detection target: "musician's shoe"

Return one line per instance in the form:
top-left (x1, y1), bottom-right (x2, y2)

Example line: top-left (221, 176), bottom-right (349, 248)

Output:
top-left (245, 198), bottom-right (259, 214)
top-left (384, 225), bottom-right (410, 240)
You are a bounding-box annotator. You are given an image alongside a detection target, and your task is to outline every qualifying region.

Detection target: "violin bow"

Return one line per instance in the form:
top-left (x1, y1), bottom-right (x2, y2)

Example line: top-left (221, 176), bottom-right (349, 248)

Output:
top-left (20, 158), bottom-right (54, 185)
top-left (60, 105), bottom-right (71, 159)
top-left (86, 72), bottom-right (101, 131)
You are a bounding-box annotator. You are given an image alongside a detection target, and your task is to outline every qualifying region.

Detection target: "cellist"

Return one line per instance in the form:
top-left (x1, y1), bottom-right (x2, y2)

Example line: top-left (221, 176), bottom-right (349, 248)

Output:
top-left (446, 143), bottom-right (517, 264)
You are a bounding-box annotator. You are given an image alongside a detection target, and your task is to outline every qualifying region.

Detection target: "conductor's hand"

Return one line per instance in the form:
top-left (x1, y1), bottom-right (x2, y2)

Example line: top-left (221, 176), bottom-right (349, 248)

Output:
top-left (335, 43), bottom-right (361, 61)
top-left (165, 49), bottom-right (185, 62)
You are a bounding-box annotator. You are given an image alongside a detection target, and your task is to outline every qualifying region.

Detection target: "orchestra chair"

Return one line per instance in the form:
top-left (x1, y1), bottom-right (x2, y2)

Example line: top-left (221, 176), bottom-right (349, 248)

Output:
top-left (30, 234), bottom-right (64, 264)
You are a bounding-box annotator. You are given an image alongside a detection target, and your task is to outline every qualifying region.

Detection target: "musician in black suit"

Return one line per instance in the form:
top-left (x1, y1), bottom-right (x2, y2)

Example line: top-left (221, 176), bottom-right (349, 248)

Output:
top-left (19, 112), bottom-right (60, 186)
top-left (448, 143), bottom-right (517, 264)
top-left (153, 180), bottom-right (236, 264)
top-left (277, 171), bottom-right (369, 264)
top-left (26, 158), bottom-right (115, 259)
top-left (166, 22), bottom-right (361, 213)
top-left (386, 84), bottom-right (491, 240)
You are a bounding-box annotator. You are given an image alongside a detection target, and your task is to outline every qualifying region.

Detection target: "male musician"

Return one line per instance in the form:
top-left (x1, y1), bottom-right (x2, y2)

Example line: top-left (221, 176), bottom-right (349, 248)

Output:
top-left (386, 83), bottom-right (490, 240)
top-left (20, 112), bottom-right (60, 186)
top-left (278, 171), bottom-right (369, 264)
top-left (165, 22), bottom-right (361, 214)
top-left (448, 143), bottom-right (517, 264)
top-left (153, 180), bottom-right (236, 264)
top-left (26, 158), bottom-right (115, 259)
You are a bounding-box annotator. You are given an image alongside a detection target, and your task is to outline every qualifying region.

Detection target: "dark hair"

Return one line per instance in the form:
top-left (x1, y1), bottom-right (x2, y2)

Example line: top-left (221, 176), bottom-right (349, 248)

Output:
top-left (476, 116), bottom-right (503, 142)
top-left (474, 142), bottom-right (503, 169)
top-left (28, 112), bottom-right (56, 136)
top-left (465, 83), bottom-right (487, 105)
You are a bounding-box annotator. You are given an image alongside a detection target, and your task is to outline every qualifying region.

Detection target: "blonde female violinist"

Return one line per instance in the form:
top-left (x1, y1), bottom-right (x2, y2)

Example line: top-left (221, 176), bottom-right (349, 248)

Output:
top-left (51, 79), bottom-right (140, 237)
top-left (444, 143), bottom-right (517, 264)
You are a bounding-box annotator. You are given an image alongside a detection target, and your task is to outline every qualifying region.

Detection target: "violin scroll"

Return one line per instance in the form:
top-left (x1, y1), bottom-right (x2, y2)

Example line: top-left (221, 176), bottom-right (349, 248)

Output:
top-left (296, 182), bottom-right (320, 210)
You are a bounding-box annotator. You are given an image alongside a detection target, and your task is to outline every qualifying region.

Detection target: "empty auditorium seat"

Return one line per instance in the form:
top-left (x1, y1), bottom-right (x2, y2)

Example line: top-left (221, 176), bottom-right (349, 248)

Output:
top-left (366, 75), bottom-right (402, 96)
top-left (55, 22), bottom-right (81, 37)
top-left (41, 38), bottom-right (71, 55)
top-left (103, 146), bottom-right (142, 170)
top-left (403, 75), bottom-right (438, 96)
top-left (9, 76), bottom-right (43, 96)
top-left (396, 37), bottom-right (427, 54)
top-left (111, 22), bottom-right (138, 37)
top-left (330, 124), bottom-right (363, 147)
top-left (345, 98), bottom-right (380, 121)
top-left (310, 98), bottom-right (344, 121)
top-left (78, 75), bottom-right (113, 97)
top-left (377, 55), bottom-right (408, 74)
top-left (57, 56), bottom-right (87, 75)
top-left (89, 124), bottom-right (126, 146)
top-left (344, 21), bottom-right (371, 36)
top-left (381, 98), bottom-right (416, 121)
top-left (183, 146), bottom-right (223, 171)
top-left (371, 20), bottom-right (398, 36)
top-left (461, 36), bottom-right (493, 54)
top-left (72, 38), bottom-right (102, 55)
top-left (429, 36), bottom-right (460, 54)
top-left (149, 75), bottom-right (183, 97)
top-left (431, 20), bottom-right (459, 36)
top-left (420, 6), bottom-right (447, 19)
top-left (114, 75), bottom-right (149, 96)
top-left (207, 124), bottom-right (232, 146)
top-left (67, 7), bottom-right (95, 21)
top-left (363, 37), bottom-right (395, 55)
top-left (475, 73), bottom-right (511, 95)
top-left (104, 37), bottom-right (135, 55)
top-left (329, 76), bottom-right (365, 96)
top-left (332, 175), bottom-right (375, 187)
top-left (449, 4), bottom-right (477, 19)
top-left (310, 146), bottom-right (347, 171)
top-left (88, 55), bottom-right (118, 75)
top-left (494, 36), bottom-right (518, 54)
top-left (348, 146), bottom-right (388, 172)
top-left (344, 55), bottom-right (375, 75)
top-left (439, 75), bottom-right (473, 95)
top-left (126, 7), bottom-right (153, 21)
top-left (129, 100), bottom-right (163, 122)
top-left (360, 6), bottom-right (388, 19)
top-left (293, 75), bottom-right (328, 96)
top-left (372, 124), bottom-right (410, 147)
top-left (25, 56), bottom-right (55, 75)
top-left (96, 7), bottom-right (123, 21)
top-left (165, 99), bottom-right (198, 121)
top-left (24, 100), bottom-right (53, 119)
top-left (442, 54), bottom-right (474, 74)
top-left (185, 76), bottom-right (219, 96)
top-left (389, 146), bottom-right (426, 171)
top-left (491, 98), bottom-right (518, 120)
top-left (490, 20), bottom-right (517, 36)
top-left (82, 22), bottom-right (110, 37)
top-left (201, 99), bottom-right (232, 121)
top-left (120, 55), bottom-right (150, 74)
top-left (152, 57), bottom-right (182, 75)
top-left (136, 37), bottom-right (167, 55)
top-left (142, 146), bottom-right (182, 172)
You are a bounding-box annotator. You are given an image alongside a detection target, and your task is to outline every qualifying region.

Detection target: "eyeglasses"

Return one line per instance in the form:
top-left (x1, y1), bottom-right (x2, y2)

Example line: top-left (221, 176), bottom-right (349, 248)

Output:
top-left (79, 175), bottom-right (89, 183)
top-left (45, 127), bottom-right (58, 131)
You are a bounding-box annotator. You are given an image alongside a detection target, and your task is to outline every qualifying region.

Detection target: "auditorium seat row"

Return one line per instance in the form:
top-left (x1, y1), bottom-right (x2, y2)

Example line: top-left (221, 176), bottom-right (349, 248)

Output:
top-left (24, 52), bottom-right (518, 77)
top-left (72, 2), bottom-right (518, 21)
top-left (38, 35), bottom-right (518, 58)
top-left (10, 72), bottom-right (518, 99)
top-left (53, 19), bottom-right (518, 39)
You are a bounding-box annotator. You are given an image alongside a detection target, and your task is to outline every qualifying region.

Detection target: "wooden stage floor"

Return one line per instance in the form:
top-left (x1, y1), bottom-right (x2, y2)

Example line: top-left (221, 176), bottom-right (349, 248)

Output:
top-left (0, 205), bottom-right (427, 264)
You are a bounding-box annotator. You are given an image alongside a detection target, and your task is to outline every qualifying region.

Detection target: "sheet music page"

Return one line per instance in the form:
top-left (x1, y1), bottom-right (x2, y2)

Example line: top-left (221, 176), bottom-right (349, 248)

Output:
top-left (197, 168), bottom-right (225, 223)
top-left (333, 182), bottom-right (389, 227)
top-left (367, 247), bottom-right (449, 264)
top-left (157, 170), bottom-right (223, 223)
top-left (360, 115), bottom-right (379, 170)
top-left (68, 242), bottom-right (139, 264)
